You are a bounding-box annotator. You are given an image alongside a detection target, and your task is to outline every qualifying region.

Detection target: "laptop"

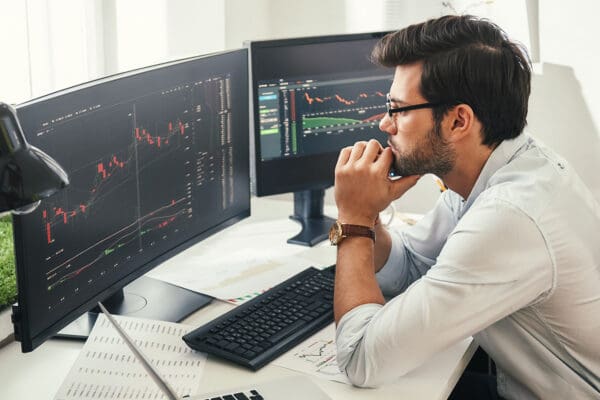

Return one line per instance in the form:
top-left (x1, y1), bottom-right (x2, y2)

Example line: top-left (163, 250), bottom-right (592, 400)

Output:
top-left (97, 302), bottom-right (332, 400)
top-left (186, 375), bottom-right (332, 399)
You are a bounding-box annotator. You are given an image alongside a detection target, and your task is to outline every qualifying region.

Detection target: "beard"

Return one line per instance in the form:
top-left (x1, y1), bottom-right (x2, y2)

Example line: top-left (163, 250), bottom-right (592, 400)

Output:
top-left (391, 121), bottom-right (455, 177)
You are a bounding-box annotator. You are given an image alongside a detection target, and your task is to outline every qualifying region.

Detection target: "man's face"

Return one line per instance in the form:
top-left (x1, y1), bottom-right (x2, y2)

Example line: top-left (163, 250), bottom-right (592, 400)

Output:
top-left (379, 63), bottom-right (455, 177)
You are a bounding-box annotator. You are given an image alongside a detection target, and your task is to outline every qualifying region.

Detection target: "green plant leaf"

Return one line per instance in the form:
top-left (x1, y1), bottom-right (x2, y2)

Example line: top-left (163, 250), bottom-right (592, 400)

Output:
top-left (0, 215), bottom-right (16, 310)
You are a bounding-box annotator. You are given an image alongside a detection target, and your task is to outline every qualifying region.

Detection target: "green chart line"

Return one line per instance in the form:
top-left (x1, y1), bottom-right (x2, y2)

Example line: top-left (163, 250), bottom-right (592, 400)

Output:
top-left (303, 116), bottom-right (362, 130)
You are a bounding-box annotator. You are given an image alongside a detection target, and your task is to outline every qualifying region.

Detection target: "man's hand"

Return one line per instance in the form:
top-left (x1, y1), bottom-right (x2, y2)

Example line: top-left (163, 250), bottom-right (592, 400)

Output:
top-left (334, 139), bottom-right (420, 226)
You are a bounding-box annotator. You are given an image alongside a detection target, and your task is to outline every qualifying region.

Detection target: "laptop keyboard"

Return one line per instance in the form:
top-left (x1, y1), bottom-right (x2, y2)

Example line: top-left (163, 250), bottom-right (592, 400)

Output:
top-left (202, 390), bottom-right (264, 400)
top-left (183, 266), bottom-right (335, 370)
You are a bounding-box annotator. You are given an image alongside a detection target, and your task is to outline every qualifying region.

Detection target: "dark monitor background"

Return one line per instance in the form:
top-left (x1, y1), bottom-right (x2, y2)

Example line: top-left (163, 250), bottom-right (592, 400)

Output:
top-left (248, 32), bottom-right (393, 246)
top-left (11, 49), bottom-right (250, 352)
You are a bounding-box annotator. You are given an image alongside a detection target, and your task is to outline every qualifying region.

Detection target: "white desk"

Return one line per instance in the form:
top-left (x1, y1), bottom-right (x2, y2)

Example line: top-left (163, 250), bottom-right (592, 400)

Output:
top-left (0, 197), bottom-right (476, 399)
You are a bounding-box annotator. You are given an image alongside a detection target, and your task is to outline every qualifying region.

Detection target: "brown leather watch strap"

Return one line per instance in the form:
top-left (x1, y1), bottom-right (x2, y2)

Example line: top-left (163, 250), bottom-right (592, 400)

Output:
top-left (341, 223), bottom-right (376, 240)
top-left (330, 220), bottom-right (375, 245)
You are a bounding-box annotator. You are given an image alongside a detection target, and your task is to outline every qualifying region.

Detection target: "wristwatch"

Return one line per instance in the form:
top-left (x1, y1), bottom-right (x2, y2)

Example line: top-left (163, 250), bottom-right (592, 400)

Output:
top-left (329, 220), bottom-right (375, 246)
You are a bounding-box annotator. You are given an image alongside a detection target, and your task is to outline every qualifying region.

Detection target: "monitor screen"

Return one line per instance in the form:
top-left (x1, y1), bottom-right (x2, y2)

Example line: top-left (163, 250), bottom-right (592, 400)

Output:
top-left (12, 49), bottom-right (250, 352)
top-left (248, 32), bottom-right (393, 245)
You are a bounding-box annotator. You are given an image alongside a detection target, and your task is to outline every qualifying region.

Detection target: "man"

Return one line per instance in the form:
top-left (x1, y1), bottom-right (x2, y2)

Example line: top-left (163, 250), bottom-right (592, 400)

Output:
top-left (331, 15), bottom-right (600, 399)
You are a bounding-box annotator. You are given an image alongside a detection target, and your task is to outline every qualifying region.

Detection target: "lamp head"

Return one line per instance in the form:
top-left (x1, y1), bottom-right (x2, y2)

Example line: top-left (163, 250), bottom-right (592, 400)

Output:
top-left (0, 102), bottom-right (69, 214)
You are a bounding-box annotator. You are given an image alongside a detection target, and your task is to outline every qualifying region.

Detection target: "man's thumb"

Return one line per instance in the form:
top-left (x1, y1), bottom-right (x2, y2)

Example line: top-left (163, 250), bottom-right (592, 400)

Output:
top-left (390, 175), bottom-right (421, 199)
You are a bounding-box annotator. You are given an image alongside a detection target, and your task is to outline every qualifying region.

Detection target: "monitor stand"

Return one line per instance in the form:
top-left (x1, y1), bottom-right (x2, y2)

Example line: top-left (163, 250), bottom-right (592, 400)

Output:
top-left (287, 189), bottom-right (336, 247)
top-left (56, 276), bottom-right (212, 340)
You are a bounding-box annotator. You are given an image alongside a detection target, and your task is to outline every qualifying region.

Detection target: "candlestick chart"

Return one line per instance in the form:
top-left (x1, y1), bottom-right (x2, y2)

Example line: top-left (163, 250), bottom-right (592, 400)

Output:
top-left (297, 85), bottom-right (386, 135)
top-left (258, 75), bottom-right (391, 160)
top-left (18, 75), bottom-right (238, 314)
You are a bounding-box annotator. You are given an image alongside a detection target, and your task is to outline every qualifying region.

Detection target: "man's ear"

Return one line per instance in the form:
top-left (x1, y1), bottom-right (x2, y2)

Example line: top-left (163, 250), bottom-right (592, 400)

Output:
top-left (445, 104), bottom-right (475, 143)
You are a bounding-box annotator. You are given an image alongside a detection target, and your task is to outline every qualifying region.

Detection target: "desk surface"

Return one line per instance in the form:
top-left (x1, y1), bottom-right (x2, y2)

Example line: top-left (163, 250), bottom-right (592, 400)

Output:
top-left (0, 197), bottom-right (476, 400)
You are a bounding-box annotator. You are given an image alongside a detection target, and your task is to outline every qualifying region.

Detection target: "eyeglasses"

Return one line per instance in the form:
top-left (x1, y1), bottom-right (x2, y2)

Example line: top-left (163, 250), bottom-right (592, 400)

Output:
top-left (385, 93), bottom-right (441, 117)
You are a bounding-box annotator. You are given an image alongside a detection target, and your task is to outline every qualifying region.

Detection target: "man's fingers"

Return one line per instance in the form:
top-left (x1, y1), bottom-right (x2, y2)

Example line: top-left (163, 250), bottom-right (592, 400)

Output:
top-left (373, 147), bottom-right (394, 175)
top-left (336, 146), bottom-right (352, 168)
top-left (348, 141), bottom-right (368, 162)
top-left (339, 140), bottom-right (384, 169)
top-left (361, 139), bottom-right (384, 163)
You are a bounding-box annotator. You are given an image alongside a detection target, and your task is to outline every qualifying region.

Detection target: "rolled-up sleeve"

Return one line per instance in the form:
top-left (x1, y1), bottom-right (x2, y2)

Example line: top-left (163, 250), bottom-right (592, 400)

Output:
top-left (376, 191), bottom-right (459, 296)
top-left (336, 303), bottom-right (384, 387)
top-left (376, 229), bottom-right (432, 296)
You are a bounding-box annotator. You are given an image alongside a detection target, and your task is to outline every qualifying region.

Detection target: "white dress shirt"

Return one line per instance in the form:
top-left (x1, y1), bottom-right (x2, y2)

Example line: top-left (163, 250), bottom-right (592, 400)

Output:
top-left (335, 134), bottom-right (600, 399)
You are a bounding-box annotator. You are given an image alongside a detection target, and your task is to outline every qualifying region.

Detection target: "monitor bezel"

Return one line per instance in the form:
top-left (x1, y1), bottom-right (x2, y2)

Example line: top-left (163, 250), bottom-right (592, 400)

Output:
top-left (12, 49), bottom-right (251, 352)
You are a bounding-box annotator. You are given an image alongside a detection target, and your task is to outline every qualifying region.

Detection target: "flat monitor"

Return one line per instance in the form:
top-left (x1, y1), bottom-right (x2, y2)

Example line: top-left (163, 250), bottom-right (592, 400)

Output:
top-left (248, 32), bottom-right (393, 246)
top-left (11, 49), bottom-right (250, 352)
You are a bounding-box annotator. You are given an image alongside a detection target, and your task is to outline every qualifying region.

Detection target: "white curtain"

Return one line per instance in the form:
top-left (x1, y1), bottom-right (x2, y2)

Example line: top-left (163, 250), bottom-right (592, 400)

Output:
top-left (0, 0), bottom-right (226, 105)
top-left (0, 0), bottom-right (103, 104)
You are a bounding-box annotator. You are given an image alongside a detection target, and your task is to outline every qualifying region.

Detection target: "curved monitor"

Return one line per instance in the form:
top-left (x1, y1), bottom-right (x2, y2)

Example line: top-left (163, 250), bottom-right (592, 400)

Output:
top-left (248, 32), bottom-right (393, 246)
top-left (12, 49), bottom-right (250, 352)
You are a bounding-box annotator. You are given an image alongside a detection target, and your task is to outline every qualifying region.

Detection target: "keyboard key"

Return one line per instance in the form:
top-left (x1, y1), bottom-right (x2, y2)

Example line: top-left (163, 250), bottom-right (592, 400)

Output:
top-left (225, 342), bottom-right (239, 351)
top-left (268, 319), bottom-right (305, 344)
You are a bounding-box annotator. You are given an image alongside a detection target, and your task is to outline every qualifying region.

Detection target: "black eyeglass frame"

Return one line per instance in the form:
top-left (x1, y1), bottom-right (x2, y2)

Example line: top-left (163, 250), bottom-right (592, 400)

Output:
top-left (385, 93), bottom-right (442, 117)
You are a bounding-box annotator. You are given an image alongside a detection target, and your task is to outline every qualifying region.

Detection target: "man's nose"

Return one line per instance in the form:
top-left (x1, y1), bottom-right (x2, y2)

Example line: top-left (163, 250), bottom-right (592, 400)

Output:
top-left (379, 113), bottom-right (396, 135)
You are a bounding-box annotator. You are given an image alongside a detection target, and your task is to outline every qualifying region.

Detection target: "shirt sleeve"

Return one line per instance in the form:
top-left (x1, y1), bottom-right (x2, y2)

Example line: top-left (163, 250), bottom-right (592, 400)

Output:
top-left (336, 197), bottom-right (554, 387)
top-left (376, 191), bottom-right (460, 296)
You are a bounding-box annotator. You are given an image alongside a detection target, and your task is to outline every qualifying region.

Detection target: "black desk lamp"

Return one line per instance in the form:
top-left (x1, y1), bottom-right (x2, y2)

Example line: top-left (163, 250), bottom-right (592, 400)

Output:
top-left (0, 102), bottom-right (69, 214)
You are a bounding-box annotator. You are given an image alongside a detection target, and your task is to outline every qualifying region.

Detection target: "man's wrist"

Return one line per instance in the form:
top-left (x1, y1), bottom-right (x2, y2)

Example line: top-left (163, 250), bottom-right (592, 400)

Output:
top-left (336, 213), bottom-right (376, 228)
top-left (338, 235), bottom-right (375, 247)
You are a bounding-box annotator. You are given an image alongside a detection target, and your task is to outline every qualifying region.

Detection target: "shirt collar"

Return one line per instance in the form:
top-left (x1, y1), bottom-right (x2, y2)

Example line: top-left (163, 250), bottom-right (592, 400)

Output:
top-left (461, 133), bottom-right (530, 209)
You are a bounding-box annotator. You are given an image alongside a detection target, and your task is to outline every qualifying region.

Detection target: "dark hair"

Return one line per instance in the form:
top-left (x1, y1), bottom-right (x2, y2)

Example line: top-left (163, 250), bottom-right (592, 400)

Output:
top-left (372, 15), bottom-right (531, 147)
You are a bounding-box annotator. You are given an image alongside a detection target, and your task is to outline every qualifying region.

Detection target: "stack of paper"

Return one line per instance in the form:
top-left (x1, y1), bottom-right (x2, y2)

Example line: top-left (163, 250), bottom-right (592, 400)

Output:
top-left (54, 314), bottom-right (207, 400)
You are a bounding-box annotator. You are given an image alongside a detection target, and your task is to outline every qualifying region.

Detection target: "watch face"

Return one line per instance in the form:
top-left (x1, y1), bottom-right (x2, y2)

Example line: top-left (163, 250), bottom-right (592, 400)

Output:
top-left (329, 221), bottom-right (342, 245)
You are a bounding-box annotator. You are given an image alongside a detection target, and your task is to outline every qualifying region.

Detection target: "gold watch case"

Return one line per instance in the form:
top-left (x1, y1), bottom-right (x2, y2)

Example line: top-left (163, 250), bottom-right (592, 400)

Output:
top-left (329, 220), bottom-right (344, 245)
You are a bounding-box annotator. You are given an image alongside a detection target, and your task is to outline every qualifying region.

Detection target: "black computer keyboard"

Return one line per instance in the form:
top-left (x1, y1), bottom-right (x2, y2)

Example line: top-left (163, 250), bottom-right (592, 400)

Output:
top-left (183, 265), bottom-right (335, 370)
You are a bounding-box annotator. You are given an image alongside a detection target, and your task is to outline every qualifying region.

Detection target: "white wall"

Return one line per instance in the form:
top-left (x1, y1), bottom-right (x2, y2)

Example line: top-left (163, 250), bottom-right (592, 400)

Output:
top-left (167, 1), bottom-right (225, 59)
top-left (224, 0), bottom-right (271, 49)
top-left (113, 0), bottom-right (168, 72)
top-left (266, 0), bottom-right (347, 39)
top-left (527, 0), bottom-right (600, 199)
top-left (224, 0), bottom-right (348, 49)
top-left (538, 1), bottom-right (599, 130)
